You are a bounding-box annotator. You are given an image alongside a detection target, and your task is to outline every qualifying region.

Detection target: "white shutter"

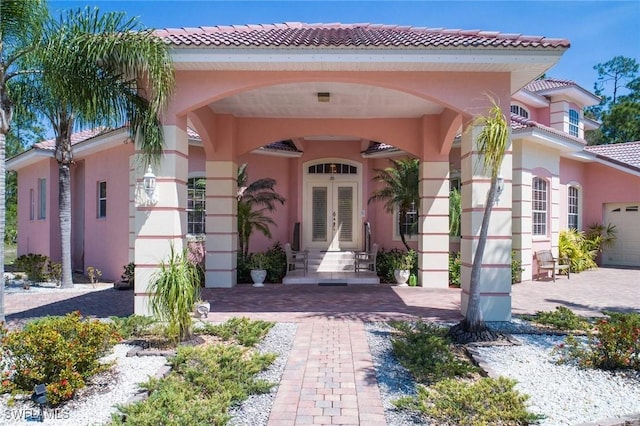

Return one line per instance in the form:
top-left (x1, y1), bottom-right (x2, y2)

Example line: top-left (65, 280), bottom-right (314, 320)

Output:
top-left (337, 186), bottom-right (353, 242)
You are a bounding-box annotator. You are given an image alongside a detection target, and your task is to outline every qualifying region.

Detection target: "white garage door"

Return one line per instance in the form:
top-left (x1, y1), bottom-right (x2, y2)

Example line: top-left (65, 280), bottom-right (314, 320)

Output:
top-left (603, 203), bottom-right (640, 267)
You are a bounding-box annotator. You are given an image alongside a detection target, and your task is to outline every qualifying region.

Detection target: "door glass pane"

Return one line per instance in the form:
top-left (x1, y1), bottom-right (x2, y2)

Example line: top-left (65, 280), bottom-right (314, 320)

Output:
top-left (337, 186), bottom-right (353, 242)
top-left (312, 187), bottom-right (327, 241)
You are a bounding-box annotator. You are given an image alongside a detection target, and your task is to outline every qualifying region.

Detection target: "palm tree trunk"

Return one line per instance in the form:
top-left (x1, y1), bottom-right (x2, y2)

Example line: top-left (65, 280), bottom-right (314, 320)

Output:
top-left (0, 131), bottom-right (7, 321)
top-left (58, 162), bottom-right (73, 288)
top-left (448, 179), bottom-right (500, 342)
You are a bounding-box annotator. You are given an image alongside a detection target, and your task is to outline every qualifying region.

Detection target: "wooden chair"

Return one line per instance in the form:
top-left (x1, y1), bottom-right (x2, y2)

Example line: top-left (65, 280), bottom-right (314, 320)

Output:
top-left (535, 250), bottom-right (570, 282)
top-left (355, 243), bottom-right (378, 274)
top-left (284, 243), bottom-right (308, 274)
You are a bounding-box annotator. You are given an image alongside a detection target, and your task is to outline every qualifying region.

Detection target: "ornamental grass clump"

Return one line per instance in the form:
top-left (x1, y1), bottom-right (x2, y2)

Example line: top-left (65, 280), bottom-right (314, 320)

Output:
top-left (199, 317), bottom-right (273, 347)
top-left (149, 244), bottom-right (201, 342)
top-left (523, 306), bottom-right (592, 331)
top-left (0, 312), bottom-right (120, 405)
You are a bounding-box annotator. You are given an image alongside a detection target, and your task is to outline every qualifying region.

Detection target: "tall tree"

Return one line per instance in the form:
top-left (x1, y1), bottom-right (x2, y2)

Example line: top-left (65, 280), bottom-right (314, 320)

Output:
top-left (368, 158), bottom-right (420, 251)
top-left (587, 56), bottom-right (639, 144)
top-left (236, 163), bottom-right (285, 257)
top-left (448, 100), bottom-right (508, 343)
top-left (19, 7), bottom-right (174, 288)
top-left (0, 0), bottom-right (49, 321)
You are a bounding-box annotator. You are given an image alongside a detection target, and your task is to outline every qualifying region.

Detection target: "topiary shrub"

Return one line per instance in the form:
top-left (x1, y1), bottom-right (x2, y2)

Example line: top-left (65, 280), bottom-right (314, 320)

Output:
top-left (0, 312), bottom-right (120, 405)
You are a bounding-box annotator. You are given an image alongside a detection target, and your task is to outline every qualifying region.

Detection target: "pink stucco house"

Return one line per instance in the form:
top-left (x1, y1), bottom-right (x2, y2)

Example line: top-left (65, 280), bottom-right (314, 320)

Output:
top-left (7, 23), bottom-right (640, 320)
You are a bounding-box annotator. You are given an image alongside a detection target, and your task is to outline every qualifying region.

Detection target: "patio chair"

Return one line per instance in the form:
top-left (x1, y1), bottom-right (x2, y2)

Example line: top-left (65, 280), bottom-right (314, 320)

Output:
top-left (284, 243), bottom-right (308, 274)
top-left (535, 250), bottom-right (570, 282)
top-left (355, 243), bottom-right (378, 274)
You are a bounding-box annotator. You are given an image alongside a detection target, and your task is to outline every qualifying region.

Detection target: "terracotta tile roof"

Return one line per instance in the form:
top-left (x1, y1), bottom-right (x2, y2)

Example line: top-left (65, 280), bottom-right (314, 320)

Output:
top-left (361, 141), bottom-right (400, 155)
top-left (525, 78), bottom-right (577, 93)
top-left (585, 141), bottom-right (640, 169)
top-left (510, 113), bottom-right (585, 144)
top-left (33, 127), bottom-right (113, 150)
top-left (155, 22), bottom-right (570, 50)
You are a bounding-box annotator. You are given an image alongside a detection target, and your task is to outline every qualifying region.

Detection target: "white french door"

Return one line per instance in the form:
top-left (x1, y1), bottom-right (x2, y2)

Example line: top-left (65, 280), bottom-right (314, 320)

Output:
top-left (305, 181), bottom-right (359, 251)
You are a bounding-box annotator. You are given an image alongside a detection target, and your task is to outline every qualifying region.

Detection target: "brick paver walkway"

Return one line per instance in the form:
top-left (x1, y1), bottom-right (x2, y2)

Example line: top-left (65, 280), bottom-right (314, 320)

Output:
top-left (3, 266), bottom-right (639, 425)
top-left (268, 322), bottom-right (385, 426)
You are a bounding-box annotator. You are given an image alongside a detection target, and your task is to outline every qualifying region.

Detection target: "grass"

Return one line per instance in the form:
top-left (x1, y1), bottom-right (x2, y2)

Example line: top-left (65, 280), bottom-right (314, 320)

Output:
top-left (198, 317), bottom-right (274, 347)
top-left (3, 243), bottom-right (17, 267)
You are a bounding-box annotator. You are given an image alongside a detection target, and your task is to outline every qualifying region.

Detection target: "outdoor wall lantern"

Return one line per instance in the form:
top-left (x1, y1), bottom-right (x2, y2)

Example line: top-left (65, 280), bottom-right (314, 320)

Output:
top-left (143, 165), bottom-right (158, 204)
top-left (494, 175), bottom-right (505, 204)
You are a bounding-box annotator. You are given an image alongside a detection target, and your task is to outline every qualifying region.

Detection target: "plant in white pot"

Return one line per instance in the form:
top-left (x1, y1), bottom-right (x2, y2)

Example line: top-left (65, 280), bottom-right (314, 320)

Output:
top-left (392, 250), bottom-right (415, 286)
top-left (249, 252), bottom-right (269, 287)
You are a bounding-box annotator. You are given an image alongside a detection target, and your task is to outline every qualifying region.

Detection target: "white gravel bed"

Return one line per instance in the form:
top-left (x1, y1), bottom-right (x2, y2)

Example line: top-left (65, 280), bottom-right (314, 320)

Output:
top-left (227, 322), bottom-right (297, 426)
top-left (3, 273), bottom-right (112, 294)
top-left (0, 344), bottom-right (167, 426)
top-left (475, 334), bottom-right (640, 425)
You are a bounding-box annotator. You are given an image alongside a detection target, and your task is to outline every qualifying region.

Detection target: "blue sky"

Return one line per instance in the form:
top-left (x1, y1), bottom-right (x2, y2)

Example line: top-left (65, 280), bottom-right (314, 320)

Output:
top-left (49, 0), bottom-right (639, 94)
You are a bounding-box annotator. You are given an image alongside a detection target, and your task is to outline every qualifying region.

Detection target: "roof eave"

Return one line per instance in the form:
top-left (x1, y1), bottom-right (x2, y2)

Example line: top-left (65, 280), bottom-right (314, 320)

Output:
top-left (512, 127), bottom-right (585, 153)
top-left (6, 148), bottom-right (52, 171)
top-left (570, 150), bottom-right (640, 177)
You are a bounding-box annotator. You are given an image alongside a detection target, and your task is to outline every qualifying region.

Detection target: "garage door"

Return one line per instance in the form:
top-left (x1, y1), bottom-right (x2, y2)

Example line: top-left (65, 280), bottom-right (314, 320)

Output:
top-left (603, 203), bottom-right (640, 267)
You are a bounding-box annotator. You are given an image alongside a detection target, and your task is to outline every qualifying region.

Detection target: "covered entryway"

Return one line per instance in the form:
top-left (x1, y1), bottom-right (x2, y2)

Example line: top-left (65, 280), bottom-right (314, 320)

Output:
top-left (303, 160), bottom-right (362, 251)
top-left (603, 203), bottom-right (640, 267)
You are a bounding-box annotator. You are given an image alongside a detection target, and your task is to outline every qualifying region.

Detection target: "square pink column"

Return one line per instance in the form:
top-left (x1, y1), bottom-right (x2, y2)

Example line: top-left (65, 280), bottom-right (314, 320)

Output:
top-left (460, 122), bottom-right (513, 321)
top-left (418, 161), bottom-right (450, 288)
top-left (133, 124), bottom-right (189, 315)
top-left (204, 160), bottom-right (238, 287)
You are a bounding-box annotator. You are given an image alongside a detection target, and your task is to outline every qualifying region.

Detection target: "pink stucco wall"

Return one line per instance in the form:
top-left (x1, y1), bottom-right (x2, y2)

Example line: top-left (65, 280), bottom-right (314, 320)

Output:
top-left (583, 162), bottom-right (640, 225)
top-left (81, 143), bottom-right (134, 281)
top-left (17, 158), bottom-right (59, 259)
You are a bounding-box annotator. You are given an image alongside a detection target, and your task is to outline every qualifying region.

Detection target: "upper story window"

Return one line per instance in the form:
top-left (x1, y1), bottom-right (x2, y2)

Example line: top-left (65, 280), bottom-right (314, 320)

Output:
top-left (569, 109), bottom-right (580, 137)
top-left (37, 178), bottom-right (46, 220)
top-left (568, 186), bottom-right (579, 230)
top-left (187, 177), bottom-right (206, 235)
top-left (532, 177), bottom-right (547, 236)
top-left (510, 104), bottom-right (529, 119)
top-left (97, 181), bottom-right (107, 218)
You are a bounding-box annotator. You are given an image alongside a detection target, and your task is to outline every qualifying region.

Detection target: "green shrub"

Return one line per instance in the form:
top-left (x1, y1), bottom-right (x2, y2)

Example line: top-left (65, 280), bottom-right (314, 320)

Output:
top-left (1, 312), bottom-right (120, 405)
top-left (264, 242), bottom-right (287, 283)
top-left (555, 311), bottom-right (640, 371)
top-left (149, 244), bottom-right (201, 342)
top-left (14, 253), bottom-right (50, 282)
top-left (524, 306), bottom-right (592, 331)
top-left (47, 261), bottom-right (62, 285)
top-left (199, 317), bottom-right (274, 347)
top-left (109, 315), bottom-right (158, 340)
top-left (121, 262), bottom-right (135, 285)
top-left (376, 248), bottom-right (417, 283)
top-left (559, 229), bottom-right (598, 273)
top-left (236, 252), bottom-right (252, 284)
top-left (390, 321), bottom-right (477, 383)
top-left (395, 377), bottom-right (543, 426)
top-left (449, 251), bottom-right (461, 287)
top-left (111, 344), bottom-right (275, 425)
top-left (511, 251), bottom-right (524, 284)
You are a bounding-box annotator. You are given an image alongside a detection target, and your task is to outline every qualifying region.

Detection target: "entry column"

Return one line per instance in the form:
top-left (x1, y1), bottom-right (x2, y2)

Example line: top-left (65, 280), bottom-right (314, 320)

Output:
top-left (460, 122), bottom-right (512, 321)
top-left (133, 124), bottom-right (189, 315)
top-left (418, 161), bottom-right (450, 288)
top-left (204, 160), bottom-right (238, 287)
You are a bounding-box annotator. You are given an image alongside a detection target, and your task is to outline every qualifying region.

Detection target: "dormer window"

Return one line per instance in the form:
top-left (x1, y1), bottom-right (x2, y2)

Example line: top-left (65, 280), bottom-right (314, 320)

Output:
top-left (569, 109), bottom-right (579, 137)
top-left (510, 104), bottom-right (529, 119)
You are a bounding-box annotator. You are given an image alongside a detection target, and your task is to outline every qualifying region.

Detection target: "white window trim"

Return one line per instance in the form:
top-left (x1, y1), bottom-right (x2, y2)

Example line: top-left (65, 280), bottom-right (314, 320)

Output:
top-left (569, 109), bottom-right (580, 137)
top-left (393, 205), bottom-right (418, 242)
top-left (510, 103), bottom-right (530, 119)
top-left (532, 177), bottom-right (548, 237)
top-left (567, 182), bottom-right (581, 230)
top-left (97, 181), bottom-right (107, 219)
top-left (37, 178), bottom-right (46, 220)
top-left (187, 175), bottom-right (206, 237)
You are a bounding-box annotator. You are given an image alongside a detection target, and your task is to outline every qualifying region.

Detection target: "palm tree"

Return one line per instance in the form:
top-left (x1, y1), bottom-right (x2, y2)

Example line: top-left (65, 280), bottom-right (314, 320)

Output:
top-left (0, 0), bottom-right (49, 321)
top-left (19, 7), bottom-right (174, 288)
top-left (236, 163), bottom-right (285, 257)
top-left (448, 99), bottom-right (509, 343)
top-left (368, 158), bottom-right (420, 251)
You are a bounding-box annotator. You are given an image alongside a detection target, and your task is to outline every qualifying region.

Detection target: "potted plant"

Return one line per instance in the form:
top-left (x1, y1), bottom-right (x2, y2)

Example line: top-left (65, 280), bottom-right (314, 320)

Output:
top-left (249, 252), bottom-right (269, 287)
top-left (392, 250), bottom-right (415, 286)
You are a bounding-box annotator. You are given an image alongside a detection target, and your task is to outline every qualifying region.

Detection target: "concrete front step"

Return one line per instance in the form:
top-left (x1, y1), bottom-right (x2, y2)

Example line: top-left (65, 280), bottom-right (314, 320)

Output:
top-left (282, 271), bottom-right (380, 285)
top-left (305, 250), bottom-right (358, 273)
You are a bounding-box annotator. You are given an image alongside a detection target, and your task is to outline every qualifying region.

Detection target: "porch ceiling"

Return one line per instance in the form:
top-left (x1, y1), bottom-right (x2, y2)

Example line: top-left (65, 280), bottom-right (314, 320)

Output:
top-left (209, 82), bottom-right (443, 118)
